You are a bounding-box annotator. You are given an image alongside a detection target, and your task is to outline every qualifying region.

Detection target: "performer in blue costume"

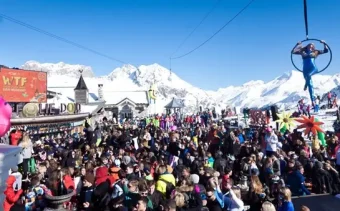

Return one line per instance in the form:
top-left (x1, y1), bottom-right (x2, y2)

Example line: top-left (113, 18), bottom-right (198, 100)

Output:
top-left (292, 40), bottom-right (329, 104)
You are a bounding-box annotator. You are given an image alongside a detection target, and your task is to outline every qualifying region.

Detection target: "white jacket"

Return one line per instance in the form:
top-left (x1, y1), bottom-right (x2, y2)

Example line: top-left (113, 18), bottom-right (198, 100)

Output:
top-left (265, 133), bottom-right (278, 152)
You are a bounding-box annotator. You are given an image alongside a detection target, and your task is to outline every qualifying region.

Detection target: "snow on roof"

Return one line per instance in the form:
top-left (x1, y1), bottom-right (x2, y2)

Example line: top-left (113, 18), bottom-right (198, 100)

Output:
top-left (104, 91), bottom-right (149, 105)
top-left (47, 88), bottom-right (99, 103)
top-left (89, 93), bottom-right (99, 101)
top-left (81, 104), bottom-right (102, 114)
top-left (88, 93), bottom-right (100, 103)
top-left (47, 87), bottom-right (148, 105)
top-left (47, 94), bottom-right (74, 105)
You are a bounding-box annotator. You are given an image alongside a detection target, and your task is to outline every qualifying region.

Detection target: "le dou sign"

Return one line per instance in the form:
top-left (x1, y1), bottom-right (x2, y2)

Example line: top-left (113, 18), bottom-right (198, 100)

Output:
top-left (11, 102), bottom-right (82, 118)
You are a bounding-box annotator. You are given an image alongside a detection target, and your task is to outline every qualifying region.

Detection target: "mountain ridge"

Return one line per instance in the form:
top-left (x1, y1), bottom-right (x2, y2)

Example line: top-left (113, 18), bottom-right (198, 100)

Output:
top-left (20, 60), bottom-right (339, 112)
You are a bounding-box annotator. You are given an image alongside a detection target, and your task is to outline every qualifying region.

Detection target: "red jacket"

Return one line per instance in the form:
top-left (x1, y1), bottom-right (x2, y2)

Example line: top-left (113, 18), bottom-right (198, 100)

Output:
top-left (63, 175), bottom-right (75, 190)
top-left (95, 166), bottom-right (113, 186)
top-left (188, 116), bottom-right (193, 123)
top-left (3, 175), bottom-right (23, 211)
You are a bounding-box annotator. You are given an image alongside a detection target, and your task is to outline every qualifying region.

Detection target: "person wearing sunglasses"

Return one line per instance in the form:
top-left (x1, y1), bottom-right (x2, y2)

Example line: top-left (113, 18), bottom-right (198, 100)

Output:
top-left (206, 188), bottom-right (223, 211)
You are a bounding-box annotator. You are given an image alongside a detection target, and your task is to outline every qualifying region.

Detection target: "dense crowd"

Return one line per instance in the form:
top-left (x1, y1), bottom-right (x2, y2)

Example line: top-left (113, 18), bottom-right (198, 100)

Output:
top-left (3, 111), bottom-right (340, 211)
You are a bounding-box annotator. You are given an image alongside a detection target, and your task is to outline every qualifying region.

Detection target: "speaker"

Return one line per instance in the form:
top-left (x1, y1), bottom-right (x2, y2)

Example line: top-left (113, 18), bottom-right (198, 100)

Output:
top-left (271, 105), bottom-right (279, 121)
top-left (199, 106), bottom-right (202, 112)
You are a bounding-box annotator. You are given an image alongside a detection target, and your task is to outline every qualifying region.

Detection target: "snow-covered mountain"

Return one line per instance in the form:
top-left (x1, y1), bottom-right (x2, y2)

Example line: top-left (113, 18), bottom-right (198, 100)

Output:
top-left (22, 60), bottom-right (95, 77)
top-left (20, 60), bottom-right (340, 113)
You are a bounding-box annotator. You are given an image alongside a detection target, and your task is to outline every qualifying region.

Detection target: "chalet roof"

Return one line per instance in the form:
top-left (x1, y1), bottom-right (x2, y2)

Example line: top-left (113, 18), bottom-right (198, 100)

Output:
top-left (74, 75), bottom-right (88, 90)
top-left (164, 98), bottom-right (184, 108)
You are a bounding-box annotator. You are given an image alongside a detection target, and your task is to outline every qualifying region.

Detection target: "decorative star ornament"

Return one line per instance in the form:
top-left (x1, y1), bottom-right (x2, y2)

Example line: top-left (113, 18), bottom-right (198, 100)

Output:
top-left (295, 115), bottom-right (324, 135)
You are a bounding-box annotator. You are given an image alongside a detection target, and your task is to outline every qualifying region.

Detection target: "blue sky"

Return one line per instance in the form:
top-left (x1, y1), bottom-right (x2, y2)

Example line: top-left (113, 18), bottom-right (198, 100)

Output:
top-left (0, 0), bottom-right (339, 90)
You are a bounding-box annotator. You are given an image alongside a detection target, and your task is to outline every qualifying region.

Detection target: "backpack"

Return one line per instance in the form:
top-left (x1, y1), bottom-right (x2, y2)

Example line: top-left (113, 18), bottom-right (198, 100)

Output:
top-left (111, 180), bottom-right (124, 199)
top-left (194, 184), bottom-right (206, 199)
top-left (94, 180), bottom-right (112, 208)
top-left (183, 191), bottom-right (199, 208)
top-left (159, 178), bottom-right (175, 199)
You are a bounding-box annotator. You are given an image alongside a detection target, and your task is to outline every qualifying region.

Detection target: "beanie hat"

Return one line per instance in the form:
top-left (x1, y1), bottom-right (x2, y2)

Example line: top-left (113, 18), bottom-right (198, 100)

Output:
top-left (190, 174), bottom-right (200, 184)
top-left (122, 156), bottom-right (131, 165)
top-left (114, 159), bottom-right (121, 167)
top-left (84, 173), bottom-right (95, 185)
top-left (11, 166), bottom-right (19, 172)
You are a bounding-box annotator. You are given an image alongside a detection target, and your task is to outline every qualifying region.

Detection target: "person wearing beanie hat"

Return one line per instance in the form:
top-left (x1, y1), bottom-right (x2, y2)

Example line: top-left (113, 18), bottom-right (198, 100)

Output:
top-left (112, 158), bottom-right (119, 167)
top-left (190, 173), bottom-right (206, 200)
top-left (11, 166), bottom-right (19, 172)
top-left (80, 173), bottom-right (95, 210)
top-left (190, 174), bottom-right (200, 184)
top-left (122, 155), bottom-right (131, 166)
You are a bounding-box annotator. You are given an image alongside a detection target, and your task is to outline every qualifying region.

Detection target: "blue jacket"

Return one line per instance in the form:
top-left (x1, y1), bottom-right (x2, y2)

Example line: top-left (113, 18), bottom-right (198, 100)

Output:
top-left (279, 201), bottom-right (294, 211)
top-left (80, 186), bottom-right (94, 210)
top-left (286, 170), bottom-right (310, 196)
top-left (238, 134), bottom-right (245, 144)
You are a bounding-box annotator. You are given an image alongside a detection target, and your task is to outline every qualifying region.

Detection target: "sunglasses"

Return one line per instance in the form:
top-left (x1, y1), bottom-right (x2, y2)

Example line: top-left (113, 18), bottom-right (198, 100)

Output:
top-left (140, 192), bottom-right (148, 196)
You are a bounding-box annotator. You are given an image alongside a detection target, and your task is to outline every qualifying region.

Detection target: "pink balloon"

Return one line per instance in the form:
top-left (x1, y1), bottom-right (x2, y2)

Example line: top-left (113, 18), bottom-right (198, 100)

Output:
top-left (0, 97), bottom-right (12, 137)
top-left (171, 125), bottom-right (177, 131)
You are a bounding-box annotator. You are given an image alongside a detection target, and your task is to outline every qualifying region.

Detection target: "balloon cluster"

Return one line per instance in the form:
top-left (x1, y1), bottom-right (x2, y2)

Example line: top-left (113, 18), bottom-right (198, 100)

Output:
top-left (0, 97), bottom-right (12, 137)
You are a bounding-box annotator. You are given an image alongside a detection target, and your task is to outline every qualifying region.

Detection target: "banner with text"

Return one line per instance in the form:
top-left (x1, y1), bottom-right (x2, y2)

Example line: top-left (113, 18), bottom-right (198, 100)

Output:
top-left (0, 67), bottom-right (47, 103)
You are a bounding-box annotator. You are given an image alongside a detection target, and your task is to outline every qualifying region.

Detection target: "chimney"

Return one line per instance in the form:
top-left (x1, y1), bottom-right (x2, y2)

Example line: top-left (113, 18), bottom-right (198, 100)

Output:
top-left (98, 84), bottom-right (104, 100)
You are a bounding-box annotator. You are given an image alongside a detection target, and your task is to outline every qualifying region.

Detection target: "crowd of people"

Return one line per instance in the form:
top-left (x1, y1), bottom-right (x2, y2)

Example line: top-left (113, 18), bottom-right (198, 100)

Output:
top-left (2, 110), bottom-right (340, 211)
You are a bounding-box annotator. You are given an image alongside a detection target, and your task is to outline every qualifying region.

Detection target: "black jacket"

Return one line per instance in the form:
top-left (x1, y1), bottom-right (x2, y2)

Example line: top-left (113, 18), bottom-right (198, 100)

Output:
top-left (93, 180), bottom-right (111, 211)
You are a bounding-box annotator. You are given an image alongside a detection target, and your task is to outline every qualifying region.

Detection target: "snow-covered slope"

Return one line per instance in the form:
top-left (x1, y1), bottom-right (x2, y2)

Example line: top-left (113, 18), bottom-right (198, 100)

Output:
top-left (20, 60), bottom-right (340, 113)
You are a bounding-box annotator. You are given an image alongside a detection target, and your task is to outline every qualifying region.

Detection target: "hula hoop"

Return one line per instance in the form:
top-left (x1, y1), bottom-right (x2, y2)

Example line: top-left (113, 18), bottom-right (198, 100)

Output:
top-left (291, 38), bottom-right (332, 73)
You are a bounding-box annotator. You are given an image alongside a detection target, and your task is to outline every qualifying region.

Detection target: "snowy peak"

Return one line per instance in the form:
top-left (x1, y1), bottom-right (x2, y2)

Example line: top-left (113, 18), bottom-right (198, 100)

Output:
top-left (108, 63), bottom-right (193, 89)
top-left (242, 80), bottom-right (265, 87)
top-left (275, 70), bottom-right (301, 81)
top-left (108, 64), bottom-right (138, 81)
top-left (136, 63), bottom-right (179, 86)
top-left (21, 60), bottom-right (95, 78)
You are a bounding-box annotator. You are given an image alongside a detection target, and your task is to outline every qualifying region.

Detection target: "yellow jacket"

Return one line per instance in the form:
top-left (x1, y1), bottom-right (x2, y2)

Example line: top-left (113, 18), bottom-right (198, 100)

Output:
top-left (156, 173), bottom-right (176, 195)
